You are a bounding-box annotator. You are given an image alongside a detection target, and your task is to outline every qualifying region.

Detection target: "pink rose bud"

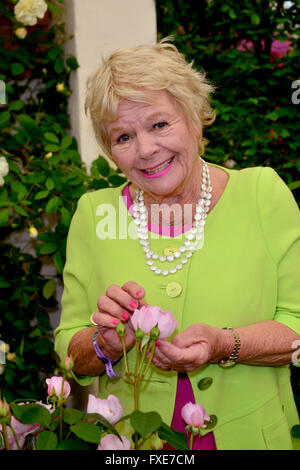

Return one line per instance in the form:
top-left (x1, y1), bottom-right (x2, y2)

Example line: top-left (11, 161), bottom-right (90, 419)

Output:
top-left (131, 305), bottom-right (177, 339)
top-left (181, 402), bottom-right (210, 428)
top-left (87, 394), bottom-right (124, 426)
top-left (97, 434), bottom-right (131, 450)
top-left (45, 376), bottom-right (71, 399)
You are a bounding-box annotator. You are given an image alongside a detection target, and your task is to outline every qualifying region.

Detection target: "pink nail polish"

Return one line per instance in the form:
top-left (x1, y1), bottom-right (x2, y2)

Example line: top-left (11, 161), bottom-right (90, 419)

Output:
top-left (112, 319), bottom-right (119, 325)
top-left (155, 341), bottom-right (161, 347)
top-left (136, 290), bottom-right (143, 296)
top-left (129, 301), bottom-right (138, 309)
top-left (121, 312), bottom-right (129, 321)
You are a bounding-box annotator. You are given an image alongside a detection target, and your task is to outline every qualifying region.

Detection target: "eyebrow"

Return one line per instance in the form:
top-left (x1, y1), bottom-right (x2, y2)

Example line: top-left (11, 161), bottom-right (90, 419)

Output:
top-left (108, 111), bottom-right (170, 135)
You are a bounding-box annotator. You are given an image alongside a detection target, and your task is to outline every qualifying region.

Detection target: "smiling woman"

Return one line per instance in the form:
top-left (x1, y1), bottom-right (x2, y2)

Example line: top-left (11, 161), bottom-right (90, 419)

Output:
top-left (54, 39), bottom-right (300, 450)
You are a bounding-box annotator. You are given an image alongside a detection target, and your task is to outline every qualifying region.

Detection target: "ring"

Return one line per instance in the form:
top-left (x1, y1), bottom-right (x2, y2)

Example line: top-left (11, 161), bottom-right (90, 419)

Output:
top-left (90, 313), bottom-right (99, 326)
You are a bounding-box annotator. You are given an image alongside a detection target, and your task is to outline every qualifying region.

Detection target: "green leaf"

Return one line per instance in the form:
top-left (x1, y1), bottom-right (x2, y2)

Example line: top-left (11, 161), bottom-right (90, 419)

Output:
top-left (44, 132), bottom-right (60, 144)
top-left (70, 422), bottom-right (102, 444)
top-left (158, 423), bottom-right (189, 450)
top-left (54, 250), bottom-right (64, 274)
top-left (34, 190), bottom-right (49, 200)
top-left (108, 174), bottom-right (127, 186)
top-left (61, 135), bottom-right (72, 149)
top-left (46, 197), bottom-right (60, 214)
top-left (11, 181), bottom-right (27, 201)
top-left (229, 9), bottom-right (237, 19)
top-left (289, 181), bottom-right (300, 190)
top-left (14, 205), bottom-right (28, 217)
top-left (11, 63), bottom-right (25, 76)
top-left (54, 57), bottom-right (65, 74)
top-left (36, 430), bottom-right (58, 450)
top-left (0, 111), bottom-right (11, 129)
top-left (66, 57), bottom-right (79, 70)
top-left (0, 208), bottom-right (9, 226)
top-left (265, 111), bottom-right (279, 121)
top-left (48, 46), bottom-right (62, 61)
top-left (60, 207), bottom-right (71, 227)
top-left (39, 242), bottom-right (57, 255)
top-left (18, 114), bottom-right (40, 131)
top-left (56, 439), bottom-right (91, 450)
top-left (63, 408), bottom-right (84, 425)
top-left (130, 410), bottom-right (162, 440)
top-left (45, 178), bottom-right (55, 190)
top-left (96, 156), bottom-right (110, 177)
top-left (47, 2), bottom-right (63, 15)
top-left (0, 279), bottom-right (11, 287)
top-left (251, 14), bottom-right (261, 26)
top-left (9, 100), bottom-right (25, 112)
top-left (45, 144), bottom-right (60, 152)
top-left (11, 403), bottom-right (51, 428)
top-left (42, 279), bottom-right (56, 299)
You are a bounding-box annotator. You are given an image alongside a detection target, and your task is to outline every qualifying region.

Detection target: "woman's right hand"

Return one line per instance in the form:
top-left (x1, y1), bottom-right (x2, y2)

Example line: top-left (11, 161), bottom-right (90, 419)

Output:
top-left (91, 281), bottom-right (145, 360)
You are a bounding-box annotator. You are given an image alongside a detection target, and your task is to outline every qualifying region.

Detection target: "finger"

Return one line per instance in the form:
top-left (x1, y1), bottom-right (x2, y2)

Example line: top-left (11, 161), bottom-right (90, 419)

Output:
top-left (122, 281), bottom-right (146, 302)
top-left (105, 284), bottom-right (141, 313)
top-left (95, 297), bottom-right (130, 324)
top-left (92, 309), bottom-right (128, 328)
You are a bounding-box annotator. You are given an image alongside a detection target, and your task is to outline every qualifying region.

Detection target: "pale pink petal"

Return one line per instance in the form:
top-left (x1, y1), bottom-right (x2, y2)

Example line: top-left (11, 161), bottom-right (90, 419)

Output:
top-left (98, 434), bottom-right (131, 450)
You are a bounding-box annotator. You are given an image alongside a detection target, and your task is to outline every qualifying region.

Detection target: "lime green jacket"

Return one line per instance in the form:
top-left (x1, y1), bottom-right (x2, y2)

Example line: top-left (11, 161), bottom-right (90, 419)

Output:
top-left (55, 165), bottom-right (300, 450)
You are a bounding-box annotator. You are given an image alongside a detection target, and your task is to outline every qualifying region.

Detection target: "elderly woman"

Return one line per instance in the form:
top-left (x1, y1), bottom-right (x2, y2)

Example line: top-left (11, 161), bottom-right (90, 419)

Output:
top-left (54, 40), bottom-right (300, 450)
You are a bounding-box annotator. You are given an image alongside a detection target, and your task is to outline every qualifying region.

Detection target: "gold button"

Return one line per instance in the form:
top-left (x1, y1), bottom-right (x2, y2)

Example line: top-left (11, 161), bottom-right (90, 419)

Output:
top-left (164, 245), bottom-right (179, 256)
top-left (166, 281), bottom-right (182, 298)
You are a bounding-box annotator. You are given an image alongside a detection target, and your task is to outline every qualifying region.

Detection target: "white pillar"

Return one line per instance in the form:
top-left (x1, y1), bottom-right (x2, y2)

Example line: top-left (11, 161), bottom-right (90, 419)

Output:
top-left (63, 0), bottom-right (157, 169)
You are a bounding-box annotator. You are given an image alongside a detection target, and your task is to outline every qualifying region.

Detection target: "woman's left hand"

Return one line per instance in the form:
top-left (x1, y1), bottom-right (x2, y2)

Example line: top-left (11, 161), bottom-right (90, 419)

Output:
top-left (151, 323), bottom-right (232, 372)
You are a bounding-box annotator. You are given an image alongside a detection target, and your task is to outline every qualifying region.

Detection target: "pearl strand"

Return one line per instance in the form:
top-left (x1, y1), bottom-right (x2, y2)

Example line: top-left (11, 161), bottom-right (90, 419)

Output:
top-left (132, 158), bottom-right (212, 276)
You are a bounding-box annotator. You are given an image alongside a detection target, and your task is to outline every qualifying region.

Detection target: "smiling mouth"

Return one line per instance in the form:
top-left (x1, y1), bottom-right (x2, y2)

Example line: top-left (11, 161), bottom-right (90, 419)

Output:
top-left (142, 156), bottom-right (175, 175)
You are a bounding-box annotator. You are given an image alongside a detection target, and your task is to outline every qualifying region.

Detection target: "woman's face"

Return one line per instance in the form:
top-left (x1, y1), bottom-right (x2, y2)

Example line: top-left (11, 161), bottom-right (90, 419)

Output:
top-left (106, 90), bottom-right (201, 200)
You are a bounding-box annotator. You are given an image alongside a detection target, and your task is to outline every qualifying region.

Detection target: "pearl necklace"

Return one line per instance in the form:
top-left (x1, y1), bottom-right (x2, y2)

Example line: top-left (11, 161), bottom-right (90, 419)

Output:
top-left (132, 157), bottom-right (212, 276)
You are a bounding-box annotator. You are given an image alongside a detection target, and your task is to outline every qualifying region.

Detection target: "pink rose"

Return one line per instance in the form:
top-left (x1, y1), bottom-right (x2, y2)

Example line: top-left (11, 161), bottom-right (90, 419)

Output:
top-left (131, 305), bottom-right (177, 339)
top-left (45, 376), bottom-right (71, 399)
top-left (97, 434), bottom-right (131, 450)
top-left (181, 402), bottom-right (210, 428)
top-left (270, 39), bottom-right (291, 58)
top-left (0, 402), bottom-right (53, 450)
top-left (87, 394), bottom-right (123, 426)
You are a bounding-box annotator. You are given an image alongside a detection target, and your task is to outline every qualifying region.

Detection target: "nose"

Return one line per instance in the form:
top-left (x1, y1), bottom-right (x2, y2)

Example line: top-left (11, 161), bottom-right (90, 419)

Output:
top-left (136, 131), bottom-right (158, 159)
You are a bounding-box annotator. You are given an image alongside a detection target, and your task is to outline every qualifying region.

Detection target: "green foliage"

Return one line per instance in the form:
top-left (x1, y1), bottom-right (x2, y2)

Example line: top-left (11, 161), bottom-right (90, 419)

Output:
top-left (0, 0), bottom-right (127, 402)
top-left (156, 0), bottom-right (300, 202)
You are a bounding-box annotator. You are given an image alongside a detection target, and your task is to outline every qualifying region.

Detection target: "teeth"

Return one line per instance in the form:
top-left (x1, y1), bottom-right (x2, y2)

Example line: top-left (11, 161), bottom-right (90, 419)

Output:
top-left (144, 157), bottom-right (173, 175)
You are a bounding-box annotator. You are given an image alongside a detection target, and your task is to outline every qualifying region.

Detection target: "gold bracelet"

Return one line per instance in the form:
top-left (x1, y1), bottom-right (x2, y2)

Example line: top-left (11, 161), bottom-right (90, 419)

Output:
top-left (218, 327), bottom-right (241, 368)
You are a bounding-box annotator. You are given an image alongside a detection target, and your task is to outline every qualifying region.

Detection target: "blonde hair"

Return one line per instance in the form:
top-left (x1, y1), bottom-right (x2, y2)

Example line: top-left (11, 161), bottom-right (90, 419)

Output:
top-left (85, 38), bottom-right (216, 157)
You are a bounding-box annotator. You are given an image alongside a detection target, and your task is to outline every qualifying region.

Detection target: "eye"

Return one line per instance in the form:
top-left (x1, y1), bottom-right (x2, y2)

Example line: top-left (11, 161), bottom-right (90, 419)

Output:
top-left (153, 121), bottom-right (168, 129)
top-left (117, 133), bottom-right (130, 143)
